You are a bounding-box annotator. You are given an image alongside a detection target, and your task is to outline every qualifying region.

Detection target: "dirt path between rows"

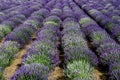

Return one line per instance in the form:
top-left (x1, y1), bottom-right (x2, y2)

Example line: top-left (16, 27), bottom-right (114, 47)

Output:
top-left (93, 69), bottom-right (103, 80)
top-left (0, 38), bottom-right (5, 46)
top-left (48, 67), bottom-right (65, 80)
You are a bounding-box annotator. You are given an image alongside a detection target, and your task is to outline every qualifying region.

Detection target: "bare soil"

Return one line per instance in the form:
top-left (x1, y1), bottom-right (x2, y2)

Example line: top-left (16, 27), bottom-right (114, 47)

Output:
top-left (48, 67), bottom-right (65, 80)
top-left (0, 38), bottom-right (5, 46)
top-left (93, 69), bottom-right (103, 80)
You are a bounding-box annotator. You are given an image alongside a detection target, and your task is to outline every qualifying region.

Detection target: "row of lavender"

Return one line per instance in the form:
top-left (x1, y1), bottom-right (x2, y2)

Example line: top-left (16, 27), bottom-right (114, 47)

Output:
top-left (11, 0), bottom-right (62, 79)
top-left (0, 0), bottom-right (52, 79)
top-left (61, 0), bottom-right (98, 79)
top-left (73, 0), bottom-right (120, 79)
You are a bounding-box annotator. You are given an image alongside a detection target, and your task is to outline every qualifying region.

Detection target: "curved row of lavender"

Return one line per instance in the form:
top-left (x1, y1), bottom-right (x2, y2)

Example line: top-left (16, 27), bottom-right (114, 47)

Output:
top-left (61, 0), bottom-right (98, 79)
top-left (70, 0), bottom-right (120, 79)
top-left (0, 0), bottom-right (51, 79)
top-left (10, 0), bottom-right (62, 80)
top-left (74, 0), bottom-right (120, 44)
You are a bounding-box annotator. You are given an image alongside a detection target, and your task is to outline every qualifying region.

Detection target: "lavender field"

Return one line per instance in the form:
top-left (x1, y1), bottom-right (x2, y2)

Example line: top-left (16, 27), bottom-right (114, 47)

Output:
top-left (0, 0), bottom-right (120, 80)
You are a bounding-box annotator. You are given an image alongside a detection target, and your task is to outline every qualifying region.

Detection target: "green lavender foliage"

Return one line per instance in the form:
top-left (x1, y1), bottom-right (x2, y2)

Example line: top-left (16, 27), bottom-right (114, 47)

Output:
top-left (66, 60), bottom-right (94, 80)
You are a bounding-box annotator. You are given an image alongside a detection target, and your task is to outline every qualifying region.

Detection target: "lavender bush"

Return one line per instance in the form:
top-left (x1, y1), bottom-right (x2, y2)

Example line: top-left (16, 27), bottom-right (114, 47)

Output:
top-left (11, 63), bottom-right (49, 80)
